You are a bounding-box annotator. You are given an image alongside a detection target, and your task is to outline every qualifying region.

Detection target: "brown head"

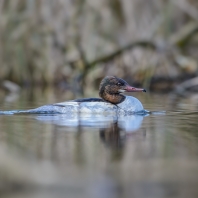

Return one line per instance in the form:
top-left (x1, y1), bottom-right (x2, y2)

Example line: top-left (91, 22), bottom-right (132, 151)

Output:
top-left (99, 76), bottom-right (146, 104)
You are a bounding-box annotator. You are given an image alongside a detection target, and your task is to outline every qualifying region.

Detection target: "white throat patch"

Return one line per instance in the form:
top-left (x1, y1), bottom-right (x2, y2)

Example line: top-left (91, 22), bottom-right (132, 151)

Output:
top-left (118, 89), bottom-right (126, 93)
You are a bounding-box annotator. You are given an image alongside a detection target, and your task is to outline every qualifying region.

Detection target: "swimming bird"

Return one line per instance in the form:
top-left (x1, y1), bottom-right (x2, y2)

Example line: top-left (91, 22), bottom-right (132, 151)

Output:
top-left (0, 76), bottom-right (147, 115)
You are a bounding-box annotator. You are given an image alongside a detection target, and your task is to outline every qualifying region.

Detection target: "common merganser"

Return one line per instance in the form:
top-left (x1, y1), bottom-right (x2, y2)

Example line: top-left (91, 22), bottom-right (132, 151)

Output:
top-left (0, 76), bottom-right (147, 115)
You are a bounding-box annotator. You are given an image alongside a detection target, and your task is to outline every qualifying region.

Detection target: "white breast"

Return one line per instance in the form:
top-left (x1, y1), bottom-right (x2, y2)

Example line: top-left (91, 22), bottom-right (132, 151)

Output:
top-left (117, 96), bottom-right (144, 113)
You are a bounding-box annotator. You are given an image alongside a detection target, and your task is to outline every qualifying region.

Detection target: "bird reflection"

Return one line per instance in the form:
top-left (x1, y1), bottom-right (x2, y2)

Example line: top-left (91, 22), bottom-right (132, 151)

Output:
top-left (34, 113), bottom-right (147, 161)
top-left (35, 113), bottom-right (145, 132)
top-left (100, 122), bottom-right (125, 149)
top-left (100, 122), bottom-right (146, 149)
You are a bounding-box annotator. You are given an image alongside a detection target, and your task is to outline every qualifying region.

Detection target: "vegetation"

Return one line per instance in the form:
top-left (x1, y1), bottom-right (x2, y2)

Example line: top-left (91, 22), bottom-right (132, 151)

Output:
top-left (0, 0), bottom-right (198, 93)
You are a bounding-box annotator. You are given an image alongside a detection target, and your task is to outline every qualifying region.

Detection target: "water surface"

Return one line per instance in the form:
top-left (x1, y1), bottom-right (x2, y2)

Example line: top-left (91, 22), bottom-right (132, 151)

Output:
top-left (0, 90), bottom-right (198, 198)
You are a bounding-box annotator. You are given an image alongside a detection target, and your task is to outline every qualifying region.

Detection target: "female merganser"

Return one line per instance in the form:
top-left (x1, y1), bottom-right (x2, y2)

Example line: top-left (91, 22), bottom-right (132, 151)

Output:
top-left (0, 76), bottom-right (147, 115)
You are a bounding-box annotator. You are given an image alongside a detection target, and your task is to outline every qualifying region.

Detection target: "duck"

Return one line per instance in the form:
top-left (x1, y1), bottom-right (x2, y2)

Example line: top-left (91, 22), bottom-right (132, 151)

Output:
top-left (0, 76), bottom-right (147, 115)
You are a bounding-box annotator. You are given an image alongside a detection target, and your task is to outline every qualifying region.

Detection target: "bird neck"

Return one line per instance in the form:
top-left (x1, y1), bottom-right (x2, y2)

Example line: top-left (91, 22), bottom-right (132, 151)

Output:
top-left (99, 90), bottom-right (125, 104)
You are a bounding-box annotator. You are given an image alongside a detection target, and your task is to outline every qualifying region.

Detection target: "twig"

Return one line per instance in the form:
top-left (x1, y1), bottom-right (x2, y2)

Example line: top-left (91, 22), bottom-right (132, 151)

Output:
top-left (87, 41), bottom-right (156, 70)
top-left (169, 21), bottom-right (198, 47)
top-left (174, 77), bottom-right (198, 95)
top-left (77, 40), bottom-right (156, 84)
top-left (172, 0), bottom-right (198, 21)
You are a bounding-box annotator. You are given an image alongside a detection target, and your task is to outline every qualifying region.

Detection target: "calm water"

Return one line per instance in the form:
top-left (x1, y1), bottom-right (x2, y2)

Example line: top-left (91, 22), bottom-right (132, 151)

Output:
top-left (0, 89), bottom-right (198, 198)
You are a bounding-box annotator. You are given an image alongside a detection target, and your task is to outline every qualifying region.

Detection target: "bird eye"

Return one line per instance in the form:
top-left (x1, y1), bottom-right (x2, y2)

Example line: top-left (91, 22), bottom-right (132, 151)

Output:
top-left (117, 82), bottom-right (121, 86)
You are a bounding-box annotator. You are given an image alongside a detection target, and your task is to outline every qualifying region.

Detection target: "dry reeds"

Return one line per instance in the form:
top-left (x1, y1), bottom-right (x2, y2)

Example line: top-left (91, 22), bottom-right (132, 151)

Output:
top-left (0, 0), bottom-right (197, 91)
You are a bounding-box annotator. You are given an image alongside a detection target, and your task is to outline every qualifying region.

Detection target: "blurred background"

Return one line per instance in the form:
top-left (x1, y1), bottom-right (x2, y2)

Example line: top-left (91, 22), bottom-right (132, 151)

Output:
top-left (1, 1), bottom-right (198, 198)
top-left (0, 0), bottom-right (198, 96)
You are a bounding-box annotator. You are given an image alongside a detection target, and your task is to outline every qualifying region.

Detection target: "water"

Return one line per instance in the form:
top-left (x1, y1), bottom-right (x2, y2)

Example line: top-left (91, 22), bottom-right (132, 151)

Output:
top-left (0, 89), bottom-right (198, 198)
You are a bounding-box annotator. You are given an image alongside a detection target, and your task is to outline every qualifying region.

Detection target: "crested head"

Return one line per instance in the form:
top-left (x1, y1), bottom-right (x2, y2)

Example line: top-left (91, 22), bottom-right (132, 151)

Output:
top-left (99, 76), bottom-right (146, 104)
